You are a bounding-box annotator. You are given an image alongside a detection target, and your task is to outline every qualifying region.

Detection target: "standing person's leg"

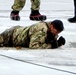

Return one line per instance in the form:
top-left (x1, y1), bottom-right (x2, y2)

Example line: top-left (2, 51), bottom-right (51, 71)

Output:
top-left (30, 0), bottom-right (47, 21)
top-left (68, 0), bottom-right (76, 22)
top-left (74, 0), bottom-right (76, 17)
top-left (10, 0), bottom-right (26, 21)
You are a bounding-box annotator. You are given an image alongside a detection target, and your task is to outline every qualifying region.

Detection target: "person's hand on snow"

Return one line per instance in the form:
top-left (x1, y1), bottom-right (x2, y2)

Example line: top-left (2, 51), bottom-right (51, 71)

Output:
top-left (57, 36), bottom-right (66, 46)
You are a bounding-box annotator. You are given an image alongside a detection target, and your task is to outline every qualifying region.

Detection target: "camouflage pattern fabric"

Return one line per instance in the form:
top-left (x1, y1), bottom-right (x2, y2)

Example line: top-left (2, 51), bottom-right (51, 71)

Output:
top-left (12, 0), bottom-right (40, 11)
top-left (0, 22), bottom-right (58, 49)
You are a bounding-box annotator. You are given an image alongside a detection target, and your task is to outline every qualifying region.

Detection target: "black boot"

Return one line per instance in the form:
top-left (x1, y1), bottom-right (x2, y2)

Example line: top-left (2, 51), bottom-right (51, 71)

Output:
top-left (30, 10), bottom-right (47, 21)
top-left (10, 11), bottom-right (20, 21)
top-left (68, 16), bottom-right (76, 23)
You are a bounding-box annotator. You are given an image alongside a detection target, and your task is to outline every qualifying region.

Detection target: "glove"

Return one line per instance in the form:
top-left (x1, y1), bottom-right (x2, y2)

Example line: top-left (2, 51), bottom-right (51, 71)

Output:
top-left (57, 36), bottom-right (66, 46)
top-left (50, 40), bottom-right (58, 49)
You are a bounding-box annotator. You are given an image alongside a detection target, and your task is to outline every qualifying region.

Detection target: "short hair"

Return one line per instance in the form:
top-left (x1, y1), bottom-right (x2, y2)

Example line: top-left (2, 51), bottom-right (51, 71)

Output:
top-left (51, 20), bottom-right (64, 31)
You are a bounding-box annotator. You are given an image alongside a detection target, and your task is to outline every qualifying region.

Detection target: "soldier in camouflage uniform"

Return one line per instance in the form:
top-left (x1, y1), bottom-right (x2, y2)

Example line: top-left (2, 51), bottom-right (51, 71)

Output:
top-left (0, 20), bottom-right (65, 49)
top-left (10, 0), bottom-right (46, 21)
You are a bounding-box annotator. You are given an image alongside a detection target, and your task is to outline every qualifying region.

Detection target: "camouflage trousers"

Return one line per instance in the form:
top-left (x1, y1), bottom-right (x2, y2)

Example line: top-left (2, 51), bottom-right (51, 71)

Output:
top-left (0, 26), bottom-right (20, 47)
top-left (12, 0), bottom-right (40, 11)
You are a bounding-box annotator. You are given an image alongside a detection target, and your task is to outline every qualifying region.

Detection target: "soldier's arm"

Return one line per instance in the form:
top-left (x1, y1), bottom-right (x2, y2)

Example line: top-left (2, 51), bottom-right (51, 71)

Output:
top-left (29, 31), bottom-right (52, 49)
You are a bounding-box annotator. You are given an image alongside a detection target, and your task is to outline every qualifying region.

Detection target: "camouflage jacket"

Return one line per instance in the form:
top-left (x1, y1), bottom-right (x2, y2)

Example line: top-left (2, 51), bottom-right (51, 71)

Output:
top-left (0, 22), bottom-right (58, 49)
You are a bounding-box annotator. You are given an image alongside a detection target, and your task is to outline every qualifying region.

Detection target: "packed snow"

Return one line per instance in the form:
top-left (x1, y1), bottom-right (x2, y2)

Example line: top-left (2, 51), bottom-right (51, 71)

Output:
top-left (0, 0), bottom-right (76, 75)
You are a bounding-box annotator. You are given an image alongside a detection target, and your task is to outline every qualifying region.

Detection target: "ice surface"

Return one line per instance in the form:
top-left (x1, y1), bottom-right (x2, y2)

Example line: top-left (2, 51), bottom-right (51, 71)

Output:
top-left (0, 0), bottom-right (76, 75)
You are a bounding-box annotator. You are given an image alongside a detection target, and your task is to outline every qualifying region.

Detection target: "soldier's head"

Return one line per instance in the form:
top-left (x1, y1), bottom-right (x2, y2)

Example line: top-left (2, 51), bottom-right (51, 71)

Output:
top-left (49, 20), bottom-right (64, 35)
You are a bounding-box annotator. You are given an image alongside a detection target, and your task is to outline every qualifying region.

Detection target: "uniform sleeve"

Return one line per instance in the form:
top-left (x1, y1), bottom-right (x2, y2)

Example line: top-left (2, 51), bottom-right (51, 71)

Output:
top-left (29, 29), bottom-right (52, 49)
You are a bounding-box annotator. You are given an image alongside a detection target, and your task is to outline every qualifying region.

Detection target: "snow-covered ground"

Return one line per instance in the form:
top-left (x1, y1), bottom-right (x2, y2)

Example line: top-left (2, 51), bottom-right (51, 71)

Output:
top-left (0, 0), bottom-right (76, 75)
